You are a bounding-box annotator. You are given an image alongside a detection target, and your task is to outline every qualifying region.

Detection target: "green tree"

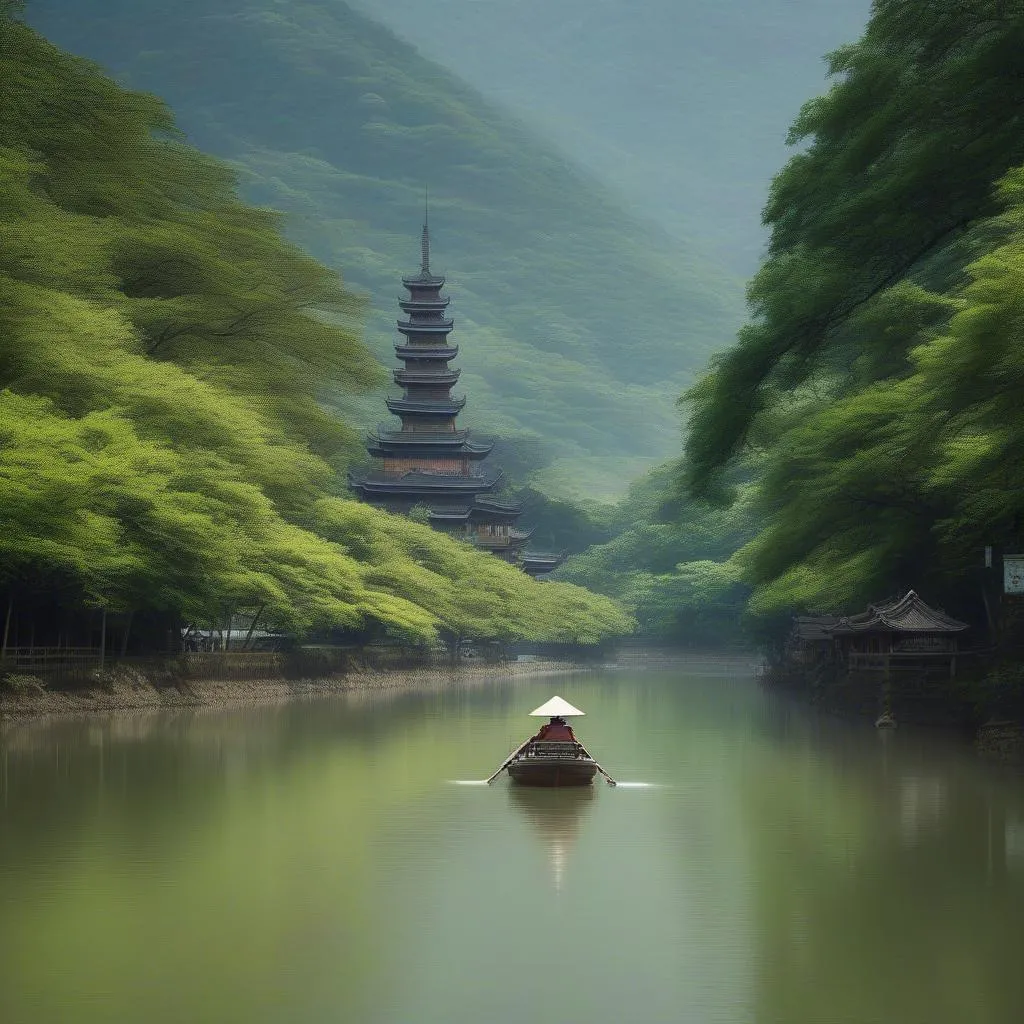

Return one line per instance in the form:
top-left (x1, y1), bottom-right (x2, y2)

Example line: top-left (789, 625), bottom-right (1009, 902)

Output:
top-left (663, 1), bottom-right (1024, 634)
top-left (683, 1), bottom-right (1024, 496)
top-left (0, 18), bottom-right (633, 650)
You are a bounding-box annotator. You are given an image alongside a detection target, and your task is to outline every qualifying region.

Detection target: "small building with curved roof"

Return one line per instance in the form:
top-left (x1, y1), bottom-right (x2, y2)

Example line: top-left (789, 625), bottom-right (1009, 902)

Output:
top-left (789, 591), bottom-right (969, 677)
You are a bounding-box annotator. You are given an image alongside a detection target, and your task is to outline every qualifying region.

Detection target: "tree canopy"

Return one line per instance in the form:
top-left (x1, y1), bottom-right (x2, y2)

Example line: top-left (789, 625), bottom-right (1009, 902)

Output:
top-left (684, 0), bottom-right (1024, 495)
top-left (0, 17), bottom-right (632, 645)
top-left (556, 465), bottom-right (754, 645)
top-left (26, 0), bottom-right (743, 500)
top-left (672, 1), bottom-right (1024, 625)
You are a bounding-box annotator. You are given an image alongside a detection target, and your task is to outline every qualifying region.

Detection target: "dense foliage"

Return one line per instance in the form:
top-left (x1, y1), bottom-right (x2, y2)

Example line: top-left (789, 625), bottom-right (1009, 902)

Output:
top-left (0, 15), bottom-right (632, 646)
top-left (27, 0), bottom-right (742, 501)
top-left (555, 465), bottom-right (755, 645)
top-left (679, 0), bottom-right (1024, 621)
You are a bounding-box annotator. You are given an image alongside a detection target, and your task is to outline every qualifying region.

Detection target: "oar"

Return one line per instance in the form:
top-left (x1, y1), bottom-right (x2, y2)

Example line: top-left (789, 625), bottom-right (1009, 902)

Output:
top-left (574, 741), bottom-right (618, 786)
top-left (484, 737), bottom-right (533, 784)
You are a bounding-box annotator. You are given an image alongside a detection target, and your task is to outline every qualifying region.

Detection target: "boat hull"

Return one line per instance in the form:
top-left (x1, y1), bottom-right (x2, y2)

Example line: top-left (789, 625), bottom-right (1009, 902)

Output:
top-left (507, 756), bottom-right (598, 787)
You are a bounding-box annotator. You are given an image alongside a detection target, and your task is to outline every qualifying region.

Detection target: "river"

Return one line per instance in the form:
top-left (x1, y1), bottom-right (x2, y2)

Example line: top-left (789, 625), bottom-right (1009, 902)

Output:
top-left (1, 665), bottom-right (1023, 1023)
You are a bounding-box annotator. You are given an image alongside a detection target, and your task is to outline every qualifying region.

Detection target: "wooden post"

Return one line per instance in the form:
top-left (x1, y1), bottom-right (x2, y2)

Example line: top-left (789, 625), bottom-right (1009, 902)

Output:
top-left (1, 592), bottom-right (12, 662)
top-left (99, 605), bottom-right (107, 672)
top-left (119, 611), bottom-right (133, 658)
top-left (242, 604), bottom-right (265, 651)
top-left (981, 584), bottom-right (997, 643)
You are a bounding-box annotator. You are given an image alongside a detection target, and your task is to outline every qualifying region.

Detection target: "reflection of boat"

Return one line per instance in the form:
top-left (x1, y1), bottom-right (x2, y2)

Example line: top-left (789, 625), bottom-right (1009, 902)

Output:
top-left (499, 696), bottom-right (601, 787)
top-left (509, 783), bottom-right (595, 828)
top-left (509, 785), bottom-right (595, 889)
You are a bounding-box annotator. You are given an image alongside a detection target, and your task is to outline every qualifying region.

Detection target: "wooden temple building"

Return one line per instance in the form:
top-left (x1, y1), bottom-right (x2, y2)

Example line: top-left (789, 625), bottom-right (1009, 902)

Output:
top-left (349, 217), bottom-right (564, 577)
top-left (788, 590), bottom-right (969, 678)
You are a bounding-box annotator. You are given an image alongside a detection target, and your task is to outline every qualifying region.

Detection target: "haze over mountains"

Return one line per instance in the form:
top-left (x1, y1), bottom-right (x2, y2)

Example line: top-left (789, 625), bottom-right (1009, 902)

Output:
top-left (358, 0), bottom-right (872, 275)
top-left (29, 0), bottom-right (749, 499)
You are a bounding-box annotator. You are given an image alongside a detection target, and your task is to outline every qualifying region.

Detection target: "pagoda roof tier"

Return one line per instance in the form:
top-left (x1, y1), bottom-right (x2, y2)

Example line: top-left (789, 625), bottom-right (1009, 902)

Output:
top-left (349, 469), bottom-right (503, 496)
top-left (402, 271), bottom-right (446, 289)
top-left (350, 468), bottom-right (501, 489)
top-left (474, 496), bottom-right (523, 514)
top-left (830, 590), bottom-right (969, 635)
top-left (395, 344), bottom-right (458, 361)
top-left (386, 395), bottom-right (466, 416)
top-left (468, 497), bottom-right (524, 523)
top-left (366, 434), bottom-right (493, 460)
top-left (373, 424), bottom-right (468, 442)
top-left (393, 368), bottom-right (461, 386)
top-left (427, 505), bottom-right (473, 523)
top-left (397, 318), bottom-right (454, 335)
top-left (474, 528), bottom-right (535, 551)
top-left (399, 295), bottom-right (450, 312)
top-left (522, 551), bottom-right (568, 576)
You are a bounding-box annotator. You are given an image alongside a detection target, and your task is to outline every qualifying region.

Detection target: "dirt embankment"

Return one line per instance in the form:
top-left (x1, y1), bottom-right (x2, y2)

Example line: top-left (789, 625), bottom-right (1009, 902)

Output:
top-left (0, 659), bottom-right (582, 722)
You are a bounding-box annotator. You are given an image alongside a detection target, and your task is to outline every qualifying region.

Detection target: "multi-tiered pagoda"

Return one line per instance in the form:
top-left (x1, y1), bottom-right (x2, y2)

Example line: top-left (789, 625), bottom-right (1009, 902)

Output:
top-left (351, 217), bottom-right (558, 570)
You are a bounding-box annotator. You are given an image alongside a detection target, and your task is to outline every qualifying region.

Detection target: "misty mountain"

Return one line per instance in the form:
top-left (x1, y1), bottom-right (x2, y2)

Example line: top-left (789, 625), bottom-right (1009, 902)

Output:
top-left (27, 0), bottom-right (743, 499)
top-left (355, 0), bottom-right (871, 275)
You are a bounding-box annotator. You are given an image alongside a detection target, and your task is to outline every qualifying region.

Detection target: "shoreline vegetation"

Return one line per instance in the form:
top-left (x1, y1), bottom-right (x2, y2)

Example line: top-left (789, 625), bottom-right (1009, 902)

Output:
top-left (7, 0), bottom-right (1024, 759)
top-left (0, 12), bottom-right (634, 671)
top-left (3, 641), bottom-right (1021, 765)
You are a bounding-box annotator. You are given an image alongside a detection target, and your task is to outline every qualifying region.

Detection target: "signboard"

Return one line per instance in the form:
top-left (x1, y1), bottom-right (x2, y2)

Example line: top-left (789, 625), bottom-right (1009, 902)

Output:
top-left (1004, 555), bottom-right (1024, 594)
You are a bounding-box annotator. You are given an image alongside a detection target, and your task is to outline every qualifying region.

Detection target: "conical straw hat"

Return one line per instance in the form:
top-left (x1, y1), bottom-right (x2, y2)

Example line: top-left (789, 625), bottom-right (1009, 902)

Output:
top-left (529, 695), bottom-right (585, 717)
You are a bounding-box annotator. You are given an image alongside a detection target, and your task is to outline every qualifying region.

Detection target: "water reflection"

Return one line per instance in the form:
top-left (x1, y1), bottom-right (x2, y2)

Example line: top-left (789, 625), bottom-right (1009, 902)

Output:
top-left (1, 671), bottom-right (1023, 1024)
top-left (898, 773), bottom-right (947, 845)
top-left (506, 784), bottom-right (595, 891)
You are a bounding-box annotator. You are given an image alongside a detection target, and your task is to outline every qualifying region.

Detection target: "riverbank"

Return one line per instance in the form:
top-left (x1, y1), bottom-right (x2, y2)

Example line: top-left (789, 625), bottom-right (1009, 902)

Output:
top-left (0, 658), bottom-right (582, 723)
top-left (759, 660), bottom-right (1024, 766)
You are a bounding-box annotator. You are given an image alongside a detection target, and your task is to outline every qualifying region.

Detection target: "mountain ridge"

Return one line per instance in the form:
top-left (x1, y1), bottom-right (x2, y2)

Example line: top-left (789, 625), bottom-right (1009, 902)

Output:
top-left (27, 0), bottom-right (743, 496)
top-left (352, 0), bottom-right (872, 275)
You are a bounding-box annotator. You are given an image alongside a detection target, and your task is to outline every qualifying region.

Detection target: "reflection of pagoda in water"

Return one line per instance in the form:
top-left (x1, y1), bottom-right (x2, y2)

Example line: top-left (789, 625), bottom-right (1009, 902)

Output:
top-left (509, 784), bottom-right (595, 890)
top-left (349, 213), bottom-right (564, 576)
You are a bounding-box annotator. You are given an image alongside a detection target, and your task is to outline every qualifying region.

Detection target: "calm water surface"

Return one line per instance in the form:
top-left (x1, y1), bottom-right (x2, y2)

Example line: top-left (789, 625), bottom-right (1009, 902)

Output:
top-left (2, 667), bottom-right (1024, 1023)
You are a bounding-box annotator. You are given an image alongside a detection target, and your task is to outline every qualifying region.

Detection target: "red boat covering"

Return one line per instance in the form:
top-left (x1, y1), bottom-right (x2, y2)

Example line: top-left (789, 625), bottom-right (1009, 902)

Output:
top-left (534, 720), bottom-right (576, 743)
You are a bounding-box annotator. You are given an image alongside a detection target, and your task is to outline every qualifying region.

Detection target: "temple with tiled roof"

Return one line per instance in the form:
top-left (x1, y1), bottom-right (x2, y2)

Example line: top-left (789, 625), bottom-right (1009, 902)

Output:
top-left (350, 213), bottom-right (562, 574)
top-left (786, 591), bottom-right (969, 677)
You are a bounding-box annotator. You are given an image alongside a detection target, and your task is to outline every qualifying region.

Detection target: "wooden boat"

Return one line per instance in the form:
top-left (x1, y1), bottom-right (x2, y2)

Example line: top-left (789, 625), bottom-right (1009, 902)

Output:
top-left (507, 741), bottom-right (599, 787)
top-left (488, 696), bottom-right (609, 787)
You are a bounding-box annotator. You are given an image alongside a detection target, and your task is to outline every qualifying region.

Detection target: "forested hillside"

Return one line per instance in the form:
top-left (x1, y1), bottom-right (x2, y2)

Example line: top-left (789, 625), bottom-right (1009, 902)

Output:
top-left (680, 0), bottom-right (1024, 626)
top-left (0, 10), bottom-right (632, 648)
top-left (555, 465), bottom-right (755, 646)
top-left (27, 0), bottom-right (742, 499)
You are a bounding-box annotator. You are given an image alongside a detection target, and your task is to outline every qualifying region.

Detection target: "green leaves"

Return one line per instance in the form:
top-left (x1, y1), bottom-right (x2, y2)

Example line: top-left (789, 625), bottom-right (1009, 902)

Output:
top-left (669, 1), bottom-right (1024, 628)
top-left (703, 167), bottom-right (1024, 618)
top-left (685, 0), bottom-right (1024, 494)
top-left (24, 0), bottom-right (743, 477)
top-left (556, 466), bottom-right (753, 643)
top-left (0, 18), bottom-right (632, 646)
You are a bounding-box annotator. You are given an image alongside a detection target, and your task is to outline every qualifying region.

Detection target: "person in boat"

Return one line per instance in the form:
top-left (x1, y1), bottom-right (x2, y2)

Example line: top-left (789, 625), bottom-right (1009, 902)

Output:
top-left (533, 716), bottom-right (576, 743)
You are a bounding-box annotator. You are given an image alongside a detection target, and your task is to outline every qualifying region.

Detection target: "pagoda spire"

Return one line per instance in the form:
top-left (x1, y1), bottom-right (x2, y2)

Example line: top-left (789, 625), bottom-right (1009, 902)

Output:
top-left (420, 186), bottom-right (431, 275)
top-left (350, 215), bottom-right (557, 572)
